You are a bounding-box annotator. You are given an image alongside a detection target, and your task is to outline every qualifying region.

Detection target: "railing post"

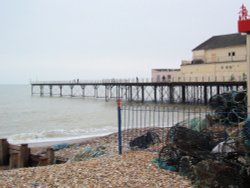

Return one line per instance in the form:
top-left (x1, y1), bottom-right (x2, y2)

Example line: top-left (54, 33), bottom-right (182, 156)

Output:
top-left (117, 99), bottom-right (122, 155)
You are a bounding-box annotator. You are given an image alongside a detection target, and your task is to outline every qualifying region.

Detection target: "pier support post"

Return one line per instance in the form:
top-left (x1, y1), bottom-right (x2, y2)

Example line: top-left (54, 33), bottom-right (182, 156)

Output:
top-left (116, 85), bottom-right (120, 99)
top-left (141, 86), bottom-right (144, 103)
top-left (160, 86), bottom-right (164, 102)
top-left (169, 86), bottom-right (174, 103)
top-left (49, 85), bottom-right (53, 96)
top-left (136, 86), bottom-right (139, 101)
top-left (217, 85), bottom-right (220, 95)
top-left (124, 86), bottom-right (128, 100)
top-left (70, 85), bottom-right (74, 97)
top-left (129, 86), bottom-right (133, 102)
top-left (193, 86), bottom-right (196, 103)
top-left (94, 86), bottom-right (98, 98)
top-left (105, 86), bottom-right (109, 102)
top-left (236, 85), bottom-right (239, 91)
top-left (154, 86), bottom-right (157, 103)
top-left (204, 86), bottom-right (208, 104)
top-left (59, 85), bottom-right (63, 97)
top-left (210, 86), bottom-right (213, 99)
top-left (81, 85), bottom-right (85, 97)
top-left (40, 86), bottom-right (44, 96)
top-left (182, 85), bottom-right (186, 103)
top-left (121, 86), bottom-right (124, 99)
top-left (110, 86), bottom-right (113, 99)
top-left (199, 86), bottom-right (202, 104)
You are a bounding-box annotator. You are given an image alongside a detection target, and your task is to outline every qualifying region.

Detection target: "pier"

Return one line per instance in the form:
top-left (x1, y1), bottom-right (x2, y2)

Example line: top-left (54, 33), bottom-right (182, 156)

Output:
top-left (30, 79), bottom-right (246, 104)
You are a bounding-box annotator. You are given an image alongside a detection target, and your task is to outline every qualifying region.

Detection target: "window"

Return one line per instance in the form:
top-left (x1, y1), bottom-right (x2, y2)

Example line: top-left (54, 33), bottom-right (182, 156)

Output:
top-left (228, 52), bottom-right (236, 56)
top-left (157, 75), bottom-right (160, 82)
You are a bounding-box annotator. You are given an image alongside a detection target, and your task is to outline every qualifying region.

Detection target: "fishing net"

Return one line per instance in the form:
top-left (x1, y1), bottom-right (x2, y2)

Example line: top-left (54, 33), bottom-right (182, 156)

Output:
top-left (129, 131), bottom-right (161, 149)
top-left (156, 90), bottom-right (250, 187)
top-left (158, 120), bottom-right (250, 187)
top-left (209, 91), bottom-right (247, 125)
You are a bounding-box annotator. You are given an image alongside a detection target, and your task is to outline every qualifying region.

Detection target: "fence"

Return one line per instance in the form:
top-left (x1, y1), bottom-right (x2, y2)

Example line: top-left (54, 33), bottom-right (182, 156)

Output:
top-left (117, 100), bottom-right (247, 154)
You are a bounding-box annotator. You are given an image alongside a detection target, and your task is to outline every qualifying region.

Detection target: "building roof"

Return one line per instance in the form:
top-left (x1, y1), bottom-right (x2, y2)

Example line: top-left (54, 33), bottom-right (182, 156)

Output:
top-left (192, 33), bottom-right (246, 51)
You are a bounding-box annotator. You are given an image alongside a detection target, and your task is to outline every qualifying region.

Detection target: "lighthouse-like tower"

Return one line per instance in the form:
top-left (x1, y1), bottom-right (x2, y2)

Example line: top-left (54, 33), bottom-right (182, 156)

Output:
top-left (238, 4), bottom-right (250, 32)
top-left (238, 4), bottom-right (250, 116)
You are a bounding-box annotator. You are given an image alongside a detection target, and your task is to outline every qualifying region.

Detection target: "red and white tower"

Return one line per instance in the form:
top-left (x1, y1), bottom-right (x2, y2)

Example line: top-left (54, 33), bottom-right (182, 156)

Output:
top-left (238, 4), bottom-right (250, 32)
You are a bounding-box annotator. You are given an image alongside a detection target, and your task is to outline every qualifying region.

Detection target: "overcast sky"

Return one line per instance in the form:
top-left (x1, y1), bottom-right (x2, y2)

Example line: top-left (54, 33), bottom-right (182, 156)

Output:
top-left (0, 0), bottom-right (249, 84)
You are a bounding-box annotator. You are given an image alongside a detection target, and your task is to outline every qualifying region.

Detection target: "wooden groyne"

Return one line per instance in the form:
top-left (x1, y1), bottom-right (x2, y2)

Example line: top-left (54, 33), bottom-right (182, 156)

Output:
top-left (30, 80), bottom-right (246, 104)
top-left (0, 139), bottom-right (54, 169)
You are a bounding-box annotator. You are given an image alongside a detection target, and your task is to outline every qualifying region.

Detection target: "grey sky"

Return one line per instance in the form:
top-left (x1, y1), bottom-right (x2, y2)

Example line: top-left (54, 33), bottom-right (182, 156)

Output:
top-left (0, 0), bottom-right (248, 84)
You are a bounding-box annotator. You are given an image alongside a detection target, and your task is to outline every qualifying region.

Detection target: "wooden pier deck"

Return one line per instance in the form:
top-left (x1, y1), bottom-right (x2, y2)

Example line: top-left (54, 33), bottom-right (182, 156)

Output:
top-left (30, 80), bottom-right (246, 104)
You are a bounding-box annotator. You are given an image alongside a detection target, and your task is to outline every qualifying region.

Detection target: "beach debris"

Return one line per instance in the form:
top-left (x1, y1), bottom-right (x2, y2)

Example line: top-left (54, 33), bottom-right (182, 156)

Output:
top-left (129, 131), bottom-right (161, 149)
top-left (52, 143), bottom-right (70, 151)
top-left (211, 139), bottom-right (236, 153)
top-left (175, 117), bottom-right (209, 132)
top-left (68, 146), bottom-right (106, 162)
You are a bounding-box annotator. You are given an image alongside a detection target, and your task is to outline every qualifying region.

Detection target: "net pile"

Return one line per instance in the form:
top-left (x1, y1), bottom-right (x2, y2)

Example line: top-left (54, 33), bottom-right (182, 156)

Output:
top-left (159, 125), bottom-right (250, 187)
top-left (158, 91), bottom-right (250, 187)
top-left (209, 91), bottom-right (247, 125)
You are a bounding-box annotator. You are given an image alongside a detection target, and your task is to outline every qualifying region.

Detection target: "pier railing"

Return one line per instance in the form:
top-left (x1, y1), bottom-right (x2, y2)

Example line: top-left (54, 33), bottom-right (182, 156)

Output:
top-left (30, 75), bottom-right (247, 85)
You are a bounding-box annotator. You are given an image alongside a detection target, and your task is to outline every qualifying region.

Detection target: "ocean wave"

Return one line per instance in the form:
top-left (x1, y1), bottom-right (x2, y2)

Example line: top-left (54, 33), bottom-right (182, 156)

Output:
top-left (7, 126), bottom-right (117, 144)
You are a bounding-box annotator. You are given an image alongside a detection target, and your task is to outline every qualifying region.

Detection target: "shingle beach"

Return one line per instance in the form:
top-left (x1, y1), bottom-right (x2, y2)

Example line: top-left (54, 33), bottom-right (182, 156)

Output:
top-left (0, 132), bottom-right (193, 188)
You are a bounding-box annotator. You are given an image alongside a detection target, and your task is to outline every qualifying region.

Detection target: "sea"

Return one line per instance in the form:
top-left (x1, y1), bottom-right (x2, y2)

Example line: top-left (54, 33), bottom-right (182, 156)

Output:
top-left (0, 85), bottom-right (118, 144)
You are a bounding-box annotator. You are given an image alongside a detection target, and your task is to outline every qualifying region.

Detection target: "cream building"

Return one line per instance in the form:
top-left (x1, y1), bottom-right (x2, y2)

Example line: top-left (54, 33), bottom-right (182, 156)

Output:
top-left (152, 33), bottom-right (247, 82)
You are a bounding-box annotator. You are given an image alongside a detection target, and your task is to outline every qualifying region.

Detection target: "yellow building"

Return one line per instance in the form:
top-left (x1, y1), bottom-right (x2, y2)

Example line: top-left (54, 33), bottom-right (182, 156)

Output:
top-left (181, 33), bottom-right (247, 82)
top-left (152, 33), bottom-right (247, 82)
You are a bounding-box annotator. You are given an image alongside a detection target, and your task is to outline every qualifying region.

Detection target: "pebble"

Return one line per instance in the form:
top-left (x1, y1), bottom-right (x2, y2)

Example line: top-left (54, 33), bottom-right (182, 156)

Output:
top-left (0, 131), bottom-right (193, 187)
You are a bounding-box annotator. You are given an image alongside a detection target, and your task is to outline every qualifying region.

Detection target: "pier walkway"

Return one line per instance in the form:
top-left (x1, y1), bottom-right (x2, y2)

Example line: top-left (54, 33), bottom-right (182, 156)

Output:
top-left (30, 79), bottom-right (246, 104)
